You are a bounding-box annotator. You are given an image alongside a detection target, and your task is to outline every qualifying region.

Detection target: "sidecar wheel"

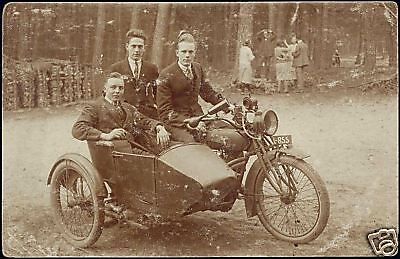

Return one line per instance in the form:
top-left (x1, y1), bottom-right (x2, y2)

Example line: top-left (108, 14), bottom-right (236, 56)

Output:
top-left (50, 158), bottom-right (105, 248)
top-left (254, 155), bottom-right (330, 243)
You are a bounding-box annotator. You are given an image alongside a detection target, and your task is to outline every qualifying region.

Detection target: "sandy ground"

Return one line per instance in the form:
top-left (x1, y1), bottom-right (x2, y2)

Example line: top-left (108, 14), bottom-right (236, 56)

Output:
top-left (2, 87), bottom-right (398, 256)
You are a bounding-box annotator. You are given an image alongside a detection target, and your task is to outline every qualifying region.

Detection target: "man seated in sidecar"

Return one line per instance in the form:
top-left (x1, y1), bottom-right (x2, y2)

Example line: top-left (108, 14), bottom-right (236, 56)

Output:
top-left (72, 71), bottom-right (171, 211)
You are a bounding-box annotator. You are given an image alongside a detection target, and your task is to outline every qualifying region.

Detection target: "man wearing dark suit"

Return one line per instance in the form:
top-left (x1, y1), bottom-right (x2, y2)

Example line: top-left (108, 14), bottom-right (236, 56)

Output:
top-left (292, 38), bottom-right (310, 92)
top-left (156, 31), bottom-right (225, 142)
top-left (72, 72), bottom-right (170, 212)
top-left (109, 29), bottom-right (159, 119)
top-left (72, 72), bottom-right (170, 154)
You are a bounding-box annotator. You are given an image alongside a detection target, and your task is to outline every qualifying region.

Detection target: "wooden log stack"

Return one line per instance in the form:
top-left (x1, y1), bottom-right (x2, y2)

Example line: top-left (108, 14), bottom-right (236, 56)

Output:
top-left (3, 58), bottom-right (96, 111)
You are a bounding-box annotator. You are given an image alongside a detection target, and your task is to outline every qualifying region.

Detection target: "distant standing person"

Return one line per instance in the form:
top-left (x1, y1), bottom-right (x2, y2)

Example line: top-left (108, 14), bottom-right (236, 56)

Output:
top-left (284, 37), bottom-right (297, 89)
top-left (255, 29), bottom-right (276, 81)
top-left (109, 29), bottom-right (159, 119)
top-left (238, 39), bottom-right (255, 92)
top-left (292, 38), bottom-right (310, 92)
top-left (263, 29), bottom-right (276, 81)
top-left (333, 49), bottom-right (341, 67)
top-left (274, 40), bottom-right (291, 93)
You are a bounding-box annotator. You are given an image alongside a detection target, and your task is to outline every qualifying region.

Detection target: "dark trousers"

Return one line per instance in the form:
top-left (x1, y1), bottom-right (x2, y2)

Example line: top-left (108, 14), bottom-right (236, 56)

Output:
top-left (169, 126), bottom-right (196, 143)
top-left (294, 66), bottom-right (306, 89)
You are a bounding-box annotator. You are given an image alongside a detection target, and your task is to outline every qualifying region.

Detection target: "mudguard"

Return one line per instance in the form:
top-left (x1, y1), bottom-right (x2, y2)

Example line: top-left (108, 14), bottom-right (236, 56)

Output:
top-left (47, 153), bottom-right (108, 198)
top-left (244, 146), bottom-right (309, 217)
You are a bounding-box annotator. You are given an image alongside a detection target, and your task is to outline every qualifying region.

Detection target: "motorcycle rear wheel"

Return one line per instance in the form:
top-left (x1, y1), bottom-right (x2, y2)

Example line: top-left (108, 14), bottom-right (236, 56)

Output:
top-left (255, 155), bottom-right (330, 243)
top-left (50, 158), bottom-right (105, 248)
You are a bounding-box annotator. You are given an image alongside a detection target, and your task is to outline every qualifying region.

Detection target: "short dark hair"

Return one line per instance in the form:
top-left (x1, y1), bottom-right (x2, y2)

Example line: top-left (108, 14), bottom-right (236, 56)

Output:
top-left (126, 28), bottom-right (146, 43)
top-left (176, 30), bottom-right (195, 49)
top-left (107, 71), bottom-right (123, 80)
top-left (276, 40), bottom-right (284, 47)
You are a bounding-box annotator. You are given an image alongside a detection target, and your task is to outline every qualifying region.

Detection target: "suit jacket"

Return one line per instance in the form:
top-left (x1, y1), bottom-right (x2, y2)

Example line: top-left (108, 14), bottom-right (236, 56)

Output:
top-left (72, 97), bottom-right (161, 143)
top-left (109, 59), bottom-right (159, 119)
top-left (156, 62), bottom-right (223, 128)
top-left (292, 41), bottom-right (310, 67)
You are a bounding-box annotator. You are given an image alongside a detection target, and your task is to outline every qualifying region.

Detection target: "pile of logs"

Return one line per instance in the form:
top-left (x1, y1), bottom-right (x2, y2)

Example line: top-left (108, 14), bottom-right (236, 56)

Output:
top-left (3, 57), bottom-right (95, 110)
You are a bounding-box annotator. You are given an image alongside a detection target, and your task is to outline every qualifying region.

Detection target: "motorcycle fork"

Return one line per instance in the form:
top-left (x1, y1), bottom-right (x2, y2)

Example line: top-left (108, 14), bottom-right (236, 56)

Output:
top-left (253, 139), bottom-right (298, 196)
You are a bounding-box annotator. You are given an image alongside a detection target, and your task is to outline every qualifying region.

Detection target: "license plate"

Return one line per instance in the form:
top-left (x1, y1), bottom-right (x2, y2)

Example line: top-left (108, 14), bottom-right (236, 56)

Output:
top-left (272, 135), bottom-right (293, 145)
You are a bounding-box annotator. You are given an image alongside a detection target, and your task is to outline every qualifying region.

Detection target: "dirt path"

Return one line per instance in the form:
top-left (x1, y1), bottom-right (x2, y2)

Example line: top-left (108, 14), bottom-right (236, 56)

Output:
top-left (2, 88), bottom-right (398, 256)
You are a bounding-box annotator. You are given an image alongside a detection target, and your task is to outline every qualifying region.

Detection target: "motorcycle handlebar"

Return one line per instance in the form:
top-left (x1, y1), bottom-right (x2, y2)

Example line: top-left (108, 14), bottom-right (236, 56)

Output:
top-left (183, 115), bottom-right (205, 129)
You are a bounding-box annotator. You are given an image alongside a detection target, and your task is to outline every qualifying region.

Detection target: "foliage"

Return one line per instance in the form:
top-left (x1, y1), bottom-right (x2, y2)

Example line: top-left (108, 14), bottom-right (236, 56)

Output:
top-left (2, 2), bottom-right (397, 111)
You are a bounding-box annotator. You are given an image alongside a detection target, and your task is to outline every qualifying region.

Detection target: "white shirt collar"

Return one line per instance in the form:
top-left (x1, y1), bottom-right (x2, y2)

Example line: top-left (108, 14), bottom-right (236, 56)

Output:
top-left (128, 57), bottom-right (142, 77)
top-left (104, 96), bottom-right (113, 104)
top-left (128, 57), bottom-right (142, 65)
top-left (177, 61), bottom-right (192, 72)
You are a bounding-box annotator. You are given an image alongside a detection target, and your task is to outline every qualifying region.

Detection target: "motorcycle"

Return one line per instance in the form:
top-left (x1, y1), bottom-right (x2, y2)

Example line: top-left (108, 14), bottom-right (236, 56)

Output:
top-left (47, 96), bottom-right (329, 248)
top-left (184, 96), bottom-right (330, 244)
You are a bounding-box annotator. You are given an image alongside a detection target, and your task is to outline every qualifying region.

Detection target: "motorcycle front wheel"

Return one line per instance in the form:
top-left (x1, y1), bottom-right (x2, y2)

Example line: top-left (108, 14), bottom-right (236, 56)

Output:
top-left (254, 155), bottom-right (330, 244)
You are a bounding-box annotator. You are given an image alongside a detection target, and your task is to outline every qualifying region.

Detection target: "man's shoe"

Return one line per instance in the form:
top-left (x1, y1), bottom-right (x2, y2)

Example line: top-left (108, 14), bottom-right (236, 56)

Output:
top-left (105, 199), bottom-right (125, 214)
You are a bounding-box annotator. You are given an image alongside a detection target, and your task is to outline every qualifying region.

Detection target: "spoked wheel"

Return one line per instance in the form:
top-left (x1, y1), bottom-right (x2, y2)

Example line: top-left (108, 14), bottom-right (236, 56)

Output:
top-left (255, 155), bottom-right (330, 243)
top-left (50, 157), bottom-right (105, 248)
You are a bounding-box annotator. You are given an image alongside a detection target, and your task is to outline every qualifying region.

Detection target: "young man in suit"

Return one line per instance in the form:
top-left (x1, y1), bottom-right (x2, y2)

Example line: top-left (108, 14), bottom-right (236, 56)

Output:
top-left (109, 29), bottom-right (159, 119)
top-left (72, 72), bottom-right (170, 212)
top-left (156, 31), bottom-right (226, 142)
top-left (72, 72), bottom-right (169, 152)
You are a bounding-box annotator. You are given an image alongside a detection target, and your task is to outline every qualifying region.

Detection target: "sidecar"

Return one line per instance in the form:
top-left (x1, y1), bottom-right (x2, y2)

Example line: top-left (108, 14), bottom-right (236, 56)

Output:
top-left (47, 140), bottom-right (240, 247)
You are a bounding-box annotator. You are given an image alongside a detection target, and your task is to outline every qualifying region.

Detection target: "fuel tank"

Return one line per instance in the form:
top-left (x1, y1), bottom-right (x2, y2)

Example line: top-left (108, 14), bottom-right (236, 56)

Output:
top-left (205, 128), bottom-right (249, 152)
top-left (155, 143), bottom-right (239, 217)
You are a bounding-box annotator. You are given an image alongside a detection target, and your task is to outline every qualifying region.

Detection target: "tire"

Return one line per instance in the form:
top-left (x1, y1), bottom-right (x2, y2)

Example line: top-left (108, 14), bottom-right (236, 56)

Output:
top-left (50, 158), bottom-right (105, 248)
top-left (254, 155), bottom-right (330, 243)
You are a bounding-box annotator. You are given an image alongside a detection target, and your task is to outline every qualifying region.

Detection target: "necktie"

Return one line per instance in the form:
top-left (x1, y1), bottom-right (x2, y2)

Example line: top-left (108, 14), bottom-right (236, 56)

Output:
top-left (113, 101), bottom-right (125, 120)
top-left (184, 66), bottom-right (193, 80)
top-left (133, 61), bottom-right (139, 79)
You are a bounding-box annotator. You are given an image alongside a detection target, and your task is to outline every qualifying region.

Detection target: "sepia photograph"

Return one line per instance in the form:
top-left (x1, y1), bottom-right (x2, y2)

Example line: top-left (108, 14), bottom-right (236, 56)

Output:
top-left (2, 1), bottom-right (398, 256)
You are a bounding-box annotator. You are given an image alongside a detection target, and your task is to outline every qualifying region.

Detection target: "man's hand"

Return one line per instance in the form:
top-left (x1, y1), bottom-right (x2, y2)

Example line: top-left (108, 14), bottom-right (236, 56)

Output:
top-left (156, 125), bottom-right (170, 149)
top-left (100, 128), bottom-right (127, 141)
top-left (224, 103), bottom-right (235, 114)
top-left (196, 121), bottom-right (207, 133)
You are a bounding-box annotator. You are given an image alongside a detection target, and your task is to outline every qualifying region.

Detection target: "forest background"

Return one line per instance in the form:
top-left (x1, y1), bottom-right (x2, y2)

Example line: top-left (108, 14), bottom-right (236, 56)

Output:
top-left (2, 2), bottom-right (398, 110)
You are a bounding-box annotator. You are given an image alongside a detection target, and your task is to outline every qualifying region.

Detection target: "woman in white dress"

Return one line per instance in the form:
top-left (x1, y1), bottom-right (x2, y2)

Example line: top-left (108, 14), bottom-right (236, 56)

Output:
top-left (238, 39), bottom-right (255, 91)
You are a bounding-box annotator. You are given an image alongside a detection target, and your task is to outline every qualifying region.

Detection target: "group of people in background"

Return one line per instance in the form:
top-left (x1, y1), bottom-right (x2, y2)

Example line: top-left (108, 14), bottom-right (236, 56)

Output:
top-left (238, 30), bottom-right (310, 94)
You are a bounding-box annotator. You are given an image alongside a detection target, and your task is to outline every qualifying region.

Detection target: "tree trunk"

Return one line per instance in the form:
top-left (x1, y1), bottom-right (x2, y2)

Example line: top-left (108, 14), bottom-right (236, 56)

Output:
top-left (387, 24), bottom-right (397, 67)
top-left (312, 4), bottom-right (323, 69)
top-left (32, 12), bottom-right (42, 60)
top-left (321, 3), bottom-right (330, 70)
top-left (276, 3), bottom-right (287, 39)
top-left (235, 3), bottom-right (254, 75)
top-left (363, 7), bottom-right (377, 71)
top-left (268, 3), bottom-right (275, 32)
top-left (211, 4), bottom-right (225, 70)
top-left (91, 3), bottom-right (106, 97)
top-left (130, 4), bottom-right (141, 29)
top-left (151, 4), bottom-right (170, 68)
top-left (222, 3), bottom-right (231, 70)
top-left (356, 12), bottom-right (363, 65)
top-left (83, 19), bottom-right (95, 64)
top-left (289, 2), bottom-right (300, 34)
top-left (17, 6), bottom-right (29, 60)
top-left (384, 3), bottom-right (397, 67)
top-left (115, 4), bottom-right (125, 61)
top-left (164, 4), bottom-right (176, 68)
